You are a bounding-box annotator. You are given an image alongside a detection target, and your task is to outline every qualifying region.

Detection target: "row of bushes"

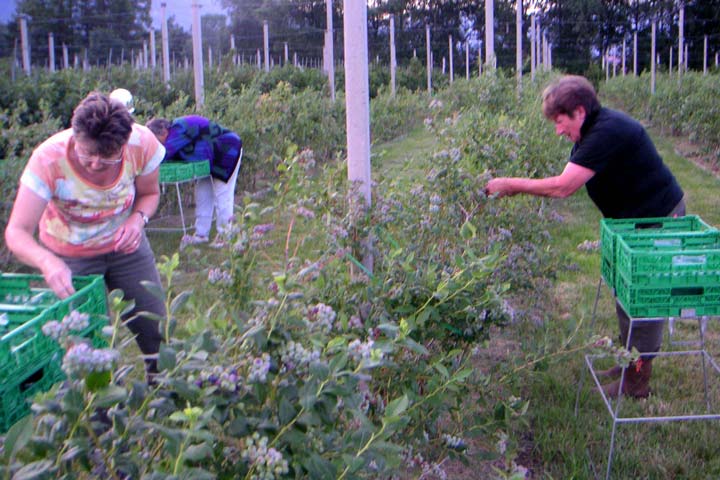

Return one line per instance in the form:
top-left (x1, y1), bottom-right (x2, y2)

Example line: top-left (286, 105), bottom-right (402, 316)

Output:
top-left (1, 70), bottom-right (569, 479)
top-left (600, 72), bottom-right (720, 159)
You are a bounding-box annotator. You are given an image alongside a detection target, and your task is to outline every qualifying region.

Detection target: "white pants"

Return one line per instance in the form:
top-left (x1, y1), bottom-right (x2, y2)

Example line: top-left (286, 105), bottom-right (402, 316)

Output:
top-left (194, 158), bottom-right (241, 237)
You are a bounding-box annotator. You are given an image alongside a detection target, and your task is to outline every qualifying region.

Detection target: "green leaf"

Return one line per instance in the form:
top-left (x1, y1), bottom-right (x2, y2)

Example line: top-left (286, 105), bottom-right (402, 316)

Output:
top-left (325, 337), bottom-right (346, 352)
top-left (2, 415), bottom-right (33, 462)
top-left (169, 411), bottom-right (188, 422)
top-left (170, 290), bottom-right (192, 314)
top-left (300, 453), bottom-right (337, 479)
top-left (460, 220), bottom-right (477, 240)
top-left (158, 345), bottom-right (177, 371)
top-left (179, 468), bottom-right (215, 480)
top-left (329, 351), bottom-right (348, 373)
top-left (384, 394), bottom-right (409, 418)
top-left (451, 367), bottom-right (474, 382)
top-left (140, 280), bottom-right (165, 302)
top-left (279, 395), bottom-right (297, 425)
top-left (93, 385), bottom-right (128, 408)
top-left (309, 361), bottom-right (330, 379)
top-left (12, 460), bottom-right (54, 480)
top-left (401, 338), bottom-right (429, 355)
top-left (433, 362), bottom-right (450, 379)
top-left (300, 394), bottom-right (317, 410)
top-left (182, 443), bottom-right (213, 462)
top-left (85, 370), bottom-right (111, 392)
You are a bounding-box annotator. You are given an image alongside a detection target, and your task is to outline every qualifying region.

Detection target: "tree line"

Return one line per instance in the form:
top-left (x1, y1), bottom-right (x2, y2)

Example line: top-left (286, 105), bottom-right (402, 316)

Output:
top-left (2, 0), bottom-right (719, 75)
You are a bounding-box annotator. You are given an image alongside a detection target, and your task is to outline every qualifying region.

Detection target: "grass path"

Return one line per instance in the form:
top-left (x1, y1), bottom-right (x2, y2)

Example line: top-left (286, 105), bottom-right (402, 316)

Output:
top-left (373, 125), bottom-right (720, 479)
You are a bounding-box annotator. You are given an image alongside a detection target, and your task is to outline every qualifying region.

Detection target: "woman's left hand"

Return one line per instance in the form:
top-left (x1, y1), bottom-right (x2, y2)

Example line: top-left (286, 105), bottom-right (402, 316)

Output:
top-left (114, 212), bottom-right (145, 253)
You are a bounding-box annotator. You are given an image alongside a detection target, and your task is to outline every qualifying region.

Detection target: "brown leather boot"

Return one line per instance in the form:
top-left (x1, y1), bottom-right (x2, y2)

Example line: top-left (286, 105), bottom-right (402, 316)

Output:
top-left (601, 359), bottom-right (652, 399)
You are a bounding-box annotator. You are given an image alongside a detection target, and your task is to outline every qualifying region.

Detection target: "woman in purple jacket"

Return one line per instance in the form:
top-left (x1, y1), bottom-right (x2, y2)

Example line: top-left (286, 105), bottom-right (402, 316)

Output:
top-left (148, 116), bottom-right (242, 247)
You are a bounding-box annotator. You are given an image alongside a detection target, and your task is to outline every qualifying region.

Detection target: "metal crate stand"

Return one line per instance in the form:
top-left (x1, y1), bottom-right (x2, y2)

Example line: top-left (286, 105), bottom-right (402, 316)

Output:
top-left (149, 160), bottom-right (214, 235)
top-left (574, 278), bottom-right (720, 480)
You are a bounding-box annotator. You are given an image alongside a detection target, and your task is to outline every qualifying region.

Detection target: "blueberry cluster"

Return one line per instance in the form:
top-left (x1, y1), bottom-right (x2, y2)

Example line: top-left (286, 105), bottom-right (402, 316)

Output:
top-left (429, 193), bottom-right (442, 213)
top-left (195, 365), bottom-right (243, 392)
top-left (41, 310), bottom-right (90, 340)
top-left (241, 433), bottom-right (290, 480)
top-left (208, 268), bottom-right (233, 286)
top-left (402, 447), bottom-right (448, 480)
top-left (347, 338), bottom-right (378, 362)
top-left (442, 433), bottom-right (467, 450)
top-left (304, 303), bottom-right (336, 332)
top-left (279, 341), bottom-right (319, 374)
top-left (247, 353), bottom-right (271, 383)
top-left (62, 343), bottom-right (119, 377)
top-left (292, 148), bottom-right (316, 170)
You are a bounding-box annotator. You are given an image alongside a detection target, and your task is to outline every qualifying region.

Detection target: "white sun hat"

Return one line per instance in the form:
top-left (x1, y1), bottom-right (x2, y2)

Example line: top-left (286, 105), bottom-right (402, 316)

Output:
top-left (109, 88), bottom-right (135, 114)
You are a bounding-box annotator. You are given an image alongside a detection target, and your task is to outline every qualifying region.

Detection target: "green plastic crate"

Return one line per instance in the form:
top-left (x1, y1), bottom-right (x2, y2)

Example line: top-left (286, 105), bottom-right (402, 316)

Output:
top-left (600, 216), bottom-right (715, 288)
top-left (0, 353), bottom-right (64, 432)
top-left (159, 161), bottom-right (195, 183)
top-left (192, 160), bottom-right (210, 178)
top-left (616, 274), bottom-right (720, 318)
top-left (616, 231), bottom-right (720, 287)
top-left (0, 274), bottom-right (108, 384)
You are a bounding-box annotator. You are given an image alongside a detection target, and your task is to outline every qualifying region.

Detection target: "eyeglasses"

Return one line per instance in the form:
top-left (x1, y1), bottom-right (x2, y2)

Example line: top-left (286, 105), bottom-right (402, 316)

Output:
top-left (74, 143), bottom-right (124, 165)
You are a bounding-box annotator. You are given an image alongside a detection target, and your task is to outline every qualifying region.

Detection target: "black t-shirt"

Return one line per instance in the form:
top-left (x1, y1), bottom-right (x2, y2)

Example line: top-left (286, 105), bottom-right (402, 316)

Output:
top-left (569, 108), bottom-right (683, 219)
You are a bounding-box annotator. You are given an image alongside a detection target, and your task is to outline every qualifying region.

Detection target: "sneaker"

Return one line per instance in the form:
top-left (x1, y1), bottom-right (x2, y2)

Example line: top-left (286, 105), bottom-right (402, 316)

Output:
top-left (209, 234), bottom-right (228, 249)
top-left (180, 233), bottom-right (209, 248)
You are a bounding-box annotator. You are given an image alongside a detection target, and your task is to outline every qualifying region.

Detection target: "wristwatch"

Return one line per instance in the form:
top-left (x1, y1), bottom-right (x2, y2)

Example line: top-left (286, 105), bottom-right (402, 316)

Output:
top-left (135, 210), bottom-right (149, 225)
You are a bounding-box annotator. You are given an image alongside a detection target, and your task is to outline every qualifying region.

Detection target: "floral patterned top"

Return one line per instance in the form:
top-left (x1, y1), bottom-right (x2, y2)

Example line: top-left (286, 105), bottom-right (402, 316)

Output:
top-left (20, 124), bottom-right (165, 257)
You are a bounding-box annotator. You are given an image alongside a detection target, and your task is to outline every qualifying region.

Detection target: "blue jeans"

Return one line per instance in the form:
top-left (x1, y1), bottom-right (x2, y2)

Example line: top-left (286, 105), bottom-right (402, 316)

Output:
top-left (59, 234), bottom-right (165, 363)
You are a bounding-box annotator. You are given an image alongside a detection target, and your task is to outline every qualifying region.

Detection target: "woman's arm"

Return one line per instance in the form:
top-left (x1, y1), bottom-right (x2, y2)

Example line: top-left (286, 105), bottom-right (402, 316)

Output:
top-left (113, 169), bottom-right (161, 253)
top-left (486, 162), bottom-right (595, 198)
top-left (4, 185), bottom-right (76, 298)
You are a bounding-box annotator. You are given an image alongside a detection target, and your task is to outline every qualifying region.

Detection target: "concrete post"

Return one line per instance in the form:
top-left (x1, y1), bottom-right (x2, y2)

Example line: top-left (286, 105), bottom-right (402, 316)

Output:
top-left (465, 40), bottom-right (469, 79)
top-left (326, 0), bottom-right (335, 100)
top-left (448, 35), bottom-right (453, 83)
top-left (426, 24), bottom-right (432, 94)
top-left (48, 33), bottom-right (55, 72)
top-left (343, 0), bottom-right (373, 273)
top-left (530, 14), bottom-right (535, 80)
top-left (150, 30), bottom-right (156, 69)
top-left (485, 0), bottom-right (494, 68)
top-left (651, 21), bottom-right (656, 94)
top-left (390, 14), bottom-right (396, 96)
top-left (161, 2), bottom-right (171, 83)
top-left (143, 40), bottom-right (148, 69)
top-left (19, 15), bottom-right (30, 75)
top-left (263, 21), bottom-right (270, 72)
top-left (191, 2), bottom-right (205, 108)
top-left (516, 0), bottom-right (522, 83)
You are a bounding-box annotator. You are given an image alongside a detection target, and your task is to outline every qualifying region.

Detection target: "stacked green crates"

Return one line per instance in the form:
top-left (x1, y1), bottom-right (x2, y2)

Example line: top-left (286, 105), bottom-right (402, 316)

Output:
top-left (614, 230), bottom-right (720, 318)
top-left (600, 215), bottom-right (715, 290)
top-left (0, 274), bottom-right (108, 432)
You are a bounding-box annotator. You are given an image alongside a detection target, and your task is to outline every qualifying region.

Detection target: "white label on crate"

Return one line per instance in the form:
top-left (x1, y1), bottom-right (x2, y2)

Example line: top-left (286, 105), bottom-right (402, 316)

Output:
top-left (680, 308), bottom-right (696, 318)
top-left (672, 255), bottom-right (706, 266)
top-left (654, 239), bottom-right (682, 247)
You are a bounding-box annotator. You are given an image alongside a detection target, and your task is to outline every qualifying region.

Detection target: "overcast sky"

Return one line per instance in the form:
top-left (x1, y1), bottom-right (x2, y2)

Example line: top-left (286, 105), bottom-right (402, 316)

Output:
top-left (1, 0), bottom-right (229, 30)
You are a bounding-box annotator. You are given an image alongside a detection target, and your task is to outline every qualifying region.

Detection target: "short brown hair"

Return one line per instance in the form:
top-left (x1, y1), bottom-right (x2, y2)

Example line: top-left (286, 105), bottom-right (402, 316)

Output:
top-left (541, 75), bottom-right (601, 120)
top-left (146, 118), bottom-right (172, 138)
top-left (71, 92), bottom-right (133, 157)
